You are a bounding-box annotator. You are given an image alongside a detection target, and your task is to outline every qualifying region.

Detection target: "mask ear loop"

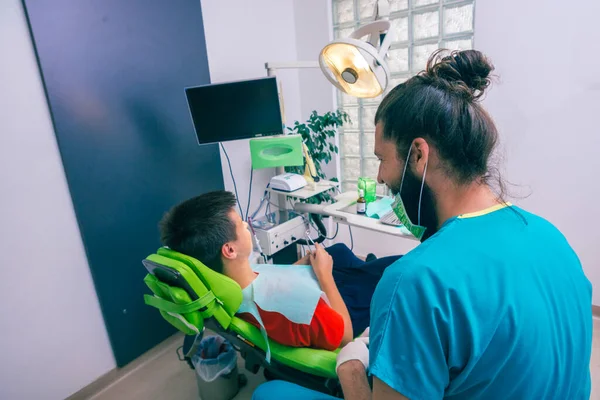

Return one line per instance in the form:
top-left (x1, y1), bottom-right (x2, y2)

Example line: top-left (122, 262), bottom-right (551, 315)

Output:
top-left (399, 144), bottom-right (412, 194)
top-left (417, 159), bottom-right (428, 227)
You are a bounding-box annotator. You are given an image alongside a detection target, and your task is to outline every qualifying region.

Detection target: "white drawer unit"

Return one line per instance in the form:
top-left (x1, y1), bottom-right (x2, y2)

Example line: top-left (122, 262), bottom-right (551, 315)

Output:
top-left (251, 211), bottom-right (306, 256)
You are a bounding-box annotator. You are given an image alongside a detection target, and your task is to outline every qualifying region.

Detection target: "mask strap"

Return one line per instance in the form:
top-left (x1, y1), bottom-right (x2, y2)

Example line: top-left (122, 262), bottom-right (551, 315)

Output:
top-left (399, 144), bottom-right (412, 194)
top-left (417, 160), bottom-right (428, 226)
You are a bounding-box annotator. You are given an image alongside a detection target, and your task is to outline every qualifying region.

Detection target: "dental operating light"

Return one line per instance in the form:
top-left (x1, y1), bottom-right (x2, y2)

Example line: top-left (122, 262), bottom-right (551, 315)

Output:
top-left (319, 1), bottom-right (392, 98)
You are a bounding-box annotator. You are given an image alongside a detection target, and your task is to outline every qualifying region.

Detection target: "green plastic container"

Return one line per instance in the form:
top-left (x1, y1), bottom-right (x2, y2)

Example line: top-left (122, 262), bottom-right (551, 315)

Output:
top-left (249, 134), bottom-right (304, 169)
top-left (358, 177), bottom-right (377, 203)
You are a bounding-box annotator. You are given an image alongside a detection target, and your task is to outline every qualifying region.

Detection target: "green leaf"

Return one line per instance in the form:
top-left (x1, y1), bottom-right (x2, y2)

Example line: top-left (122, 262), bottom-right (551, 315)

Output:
top-left (285, 108), bottom-right (348, 205)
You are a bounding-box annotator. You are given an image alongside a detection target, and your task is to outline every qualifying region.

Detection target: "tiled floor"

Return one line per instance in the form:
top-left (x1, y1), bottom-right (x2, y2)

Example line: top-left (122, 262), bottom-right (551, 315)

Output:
top-left (86, 318), bottom-right (600, 400)
top-left (82, 332), bottom-right (266, 400)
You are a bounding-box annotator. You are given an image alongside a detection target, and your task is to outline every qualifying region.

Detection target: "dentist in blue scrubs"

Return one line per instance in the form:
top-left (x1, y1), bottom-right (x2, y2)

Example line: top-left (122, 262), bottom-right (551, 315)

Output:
top-left (252, 49), bottom-right (593, 399)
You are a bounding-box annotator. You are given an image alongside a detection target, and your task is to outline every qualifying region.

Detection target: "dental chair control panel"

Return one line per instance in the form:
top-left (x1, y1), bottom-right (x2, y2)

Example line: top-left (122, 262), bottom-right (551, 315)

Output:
top-left (251, 211), bottom-right (306, 256)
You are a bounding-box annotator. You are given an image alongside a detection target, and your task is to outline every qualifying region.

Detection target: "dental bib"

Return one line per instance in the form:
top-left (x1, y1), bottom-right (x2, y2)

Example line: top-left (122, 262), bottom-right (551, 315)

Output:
top-left (237, 263), bottom-right (327, 363)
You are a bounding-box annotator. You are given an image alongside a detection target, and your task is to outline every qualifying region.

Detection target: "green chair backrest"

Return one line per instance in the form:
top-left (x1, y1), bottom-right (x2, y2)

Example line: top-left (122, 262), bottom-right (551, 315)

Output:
top-left (143, 248), bottom-right (243, 334)
top-left (144, 273), bottom-right (203, 335)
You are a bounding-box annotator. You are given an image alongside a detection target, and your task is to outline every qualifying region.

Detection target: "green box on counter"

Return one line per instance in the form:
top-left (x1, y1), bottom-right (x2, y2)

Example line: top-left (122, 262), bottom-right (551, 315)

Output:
top-left (358, 177), bottom-right (377, 203)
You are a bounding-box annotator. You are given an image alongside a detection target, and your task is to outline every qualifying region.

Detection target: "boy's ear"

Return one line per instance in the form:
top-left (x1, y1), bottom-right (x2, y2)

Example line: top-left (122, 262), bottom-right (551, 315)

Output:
top-left (221, 242), bottom-right (236, 261)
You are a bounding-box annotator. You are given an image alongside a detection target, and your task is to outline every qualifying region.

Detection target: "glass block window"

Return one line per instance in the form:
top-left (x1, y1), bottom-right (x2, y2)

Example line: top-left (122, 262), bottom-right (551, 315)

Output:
top-left (333, 0), bottom-right (475, 193)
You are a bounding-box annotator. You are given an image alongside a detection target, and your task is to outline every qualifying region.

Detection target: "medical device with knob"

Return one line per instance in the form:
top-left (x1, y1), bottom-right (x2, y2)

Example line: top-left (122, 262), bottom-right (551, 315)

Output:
top-left (250, 211), bottom-right (308, 257)
top-left (249, 184), bottom-right (329, 258)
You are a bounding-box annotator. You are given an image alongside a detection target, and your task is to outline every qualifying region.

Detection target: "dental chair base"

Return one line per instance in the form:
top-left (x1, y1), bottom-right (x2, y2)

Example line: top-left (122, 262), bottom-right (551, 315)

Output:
top-left (203, 319), bottom-right (342, 397)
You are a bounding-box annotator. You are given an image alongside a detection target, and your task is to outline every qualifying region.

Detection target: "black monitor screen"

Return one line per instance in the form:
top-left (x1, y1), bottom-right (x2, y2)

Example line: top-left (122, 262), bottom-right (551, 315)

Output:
top-left (185, 77), bottom-right (283, 145)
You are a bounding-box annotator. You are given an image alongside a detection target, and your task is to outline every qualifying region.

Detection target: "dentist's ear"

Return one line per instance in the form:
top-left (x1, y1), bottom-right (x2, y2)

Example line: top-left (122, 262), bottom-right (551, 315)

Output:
top-left (411, 138), bottom-right (429, 176)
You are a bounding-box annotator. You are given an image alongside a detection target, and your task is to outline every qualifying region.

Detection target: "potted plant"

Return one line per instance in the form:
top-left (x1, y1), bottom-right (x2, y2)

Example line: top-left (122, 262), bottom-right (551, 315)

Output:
top-left (285, 109), bottom-right (350, 204)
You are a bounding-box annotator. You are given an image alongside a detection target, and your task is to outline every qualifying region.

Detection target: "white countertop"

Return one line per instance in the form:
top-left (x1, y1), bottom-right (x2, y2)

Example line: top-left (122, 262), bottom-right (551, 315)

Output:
top-left (323, 191), bottom-right (416, 239)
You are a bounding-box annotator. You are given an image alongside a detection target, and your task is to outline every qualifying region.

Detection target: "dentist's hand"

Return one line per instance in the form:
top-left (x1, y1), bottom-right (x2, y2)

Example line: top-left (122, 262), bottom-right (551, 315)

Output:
top-left (310, 243), bottom-right (333, 281)
top-left (336, 336), bottom-right (370, 373)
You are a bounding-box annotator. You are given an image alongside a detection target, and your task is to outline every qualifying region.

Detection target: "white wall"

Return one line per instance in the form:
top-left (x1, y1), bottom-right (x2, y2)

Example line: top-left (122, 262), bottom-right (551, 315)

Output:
top-left (293, 0), bottom-right (335, 119)
top-left (0, 1), bottom-right (116, 399)
top-left (293, 0), bottom-right (340, 180)
top-left (201, 0), bottom-right (305, 216)
top-left (475, 0), bottom-right (600, 305)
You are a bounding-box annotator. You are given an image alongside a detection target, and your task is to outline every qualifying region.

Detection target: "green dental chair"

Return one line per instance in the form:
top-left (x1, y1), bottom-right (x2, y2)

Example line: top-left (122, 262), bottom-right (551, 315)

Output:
top-left (142, 247), bottom-right (343, 397)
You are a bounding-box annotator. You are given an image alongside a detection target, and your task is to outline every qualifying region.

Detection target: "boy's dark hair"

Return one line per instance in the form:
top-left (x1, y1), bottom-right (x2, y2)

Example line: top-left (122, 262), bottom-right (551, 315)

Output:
top-left (159, 190), bottom-right (238, 273)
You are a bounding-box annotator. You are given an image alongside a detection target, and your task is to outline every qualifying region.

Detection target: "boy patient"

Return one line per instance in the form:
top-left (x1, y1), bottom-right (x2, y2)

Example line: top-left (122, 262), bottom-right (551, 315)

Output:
top-left (160, 191), bottom-right (399, 350)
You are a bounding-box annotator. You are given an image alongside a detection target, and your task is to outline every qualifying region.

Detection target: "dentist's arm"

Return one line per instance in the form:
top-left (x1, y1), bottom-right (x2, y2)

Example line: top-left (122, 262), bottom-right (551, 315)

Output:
top-left (338, 362), bottom-right (410, 400)
top-left (336, 341), bottom-right (410, 400)
top-left (337, 361), bottom-right (371, 400)
top-left (310, 243), bottom-right (354, 345)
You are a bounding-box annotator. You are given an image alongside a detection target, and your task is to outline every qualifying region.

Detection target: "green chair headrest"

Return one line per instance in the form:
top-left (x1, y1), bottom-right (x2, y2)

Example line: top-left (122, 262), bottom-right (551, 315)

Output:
top-left (143, 251), bottom-right (234, 330)
top-left (157, 247), bottom-right (243, 316)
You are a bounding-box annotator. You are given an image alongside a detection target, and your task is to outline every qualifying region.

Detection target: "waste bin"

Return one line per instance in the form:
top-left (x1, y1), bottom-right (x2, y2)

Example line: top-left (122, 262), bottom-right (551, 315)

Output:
top-left (191, 335), bottom-right (241, 400)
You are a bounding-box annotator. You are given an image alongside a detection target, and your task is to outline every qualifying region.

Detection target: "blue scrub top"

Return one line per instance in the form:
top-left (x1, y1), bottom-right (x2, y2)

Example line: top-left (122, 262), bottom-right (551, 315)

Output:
top-left (370, 204), bottom-right (592, 399)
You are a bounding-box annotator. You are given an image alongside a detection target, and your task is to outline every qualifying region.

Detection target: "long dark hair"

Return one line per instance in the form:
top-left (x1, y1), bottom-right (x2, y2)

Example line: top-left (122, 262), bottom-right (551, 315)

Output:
top-left (375, 49), bottom-right (506, 197)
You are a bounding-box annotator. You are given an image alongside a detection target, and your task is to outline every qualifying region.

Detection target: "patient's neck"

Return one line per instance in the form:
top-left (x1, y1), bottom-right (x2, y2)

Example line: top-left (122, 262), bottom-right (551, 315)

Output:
top-left (223, 258), bottom-right (257, 289)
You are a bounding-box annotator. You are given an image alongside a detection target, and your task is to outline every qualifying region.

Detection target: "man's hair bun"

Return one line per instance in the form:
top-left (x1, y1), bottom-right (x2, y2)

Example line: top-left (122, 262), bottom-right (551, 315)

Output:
top-left (420, 49), bottom-right (494, 101)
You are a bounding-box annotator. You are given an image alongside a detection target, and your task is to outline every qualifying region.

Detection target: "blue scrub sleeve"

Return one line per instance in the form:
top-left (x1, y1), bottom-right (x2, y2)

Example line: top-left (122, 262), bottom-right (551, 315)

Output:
top-left (369, 267), bottom-right (450, 400)
top-left (252, 380), bottom-right (338, 400)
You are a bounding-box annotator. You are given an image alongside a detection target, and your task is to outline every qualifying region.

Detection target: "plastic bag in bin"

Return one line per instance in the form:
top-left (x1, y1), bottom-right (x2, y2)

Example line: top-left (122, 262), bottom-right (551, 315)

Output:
top-left (191, 335), bottom-right (237, 382)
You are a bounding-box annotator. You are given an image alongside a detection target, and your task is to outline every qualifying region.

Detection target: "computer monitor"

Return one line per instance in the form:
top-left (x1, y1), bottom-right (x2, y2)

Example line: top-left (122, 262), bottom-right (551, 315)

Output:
top-left (185, 76), bottom-right (283, 145)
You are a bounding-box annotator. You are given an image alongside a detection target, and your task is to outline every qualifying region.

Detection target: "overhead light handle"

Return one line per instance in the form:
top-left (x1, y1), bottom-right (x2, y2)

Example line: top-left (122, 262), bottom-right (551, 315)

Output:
top-left (367, 0), bottom-right (390, 46)
top-left (349, 20), bottom-right (392, 58)
top-left (374, 0), bottom-right (390, 19)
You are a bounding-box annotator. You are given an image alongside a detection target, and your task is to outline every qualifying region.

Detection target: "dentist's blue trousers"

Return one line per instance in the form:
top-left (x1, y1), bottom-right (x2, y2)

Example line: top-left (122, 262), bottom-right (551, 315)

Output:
top-left (326, 243), bottom-right (401, 335)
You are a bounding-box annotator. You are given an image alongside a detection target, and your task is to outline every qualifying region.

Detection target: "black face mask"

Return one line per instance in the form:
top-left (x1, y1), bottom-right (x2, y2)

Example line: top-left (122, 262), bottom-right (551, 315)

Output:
top-left (401, 167), bottom-right (438, 240)
top-left (389, 153), bottom-right (439, 241)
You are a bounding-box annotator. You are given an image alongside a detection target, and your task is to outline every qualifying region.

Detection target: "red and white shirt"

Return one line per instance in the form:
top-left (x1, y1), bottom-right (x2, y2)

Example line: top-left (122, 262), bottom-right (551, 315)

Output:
top-left (237, 298), bottom-right (344, 351)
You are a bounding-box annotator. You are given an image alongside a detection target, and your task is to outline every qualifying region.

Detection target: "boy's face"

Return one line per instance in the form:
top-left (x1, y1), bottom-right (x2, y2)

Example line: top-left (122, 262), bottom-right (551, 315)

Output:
top-left (226, 209), bottom-right (253, 260)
